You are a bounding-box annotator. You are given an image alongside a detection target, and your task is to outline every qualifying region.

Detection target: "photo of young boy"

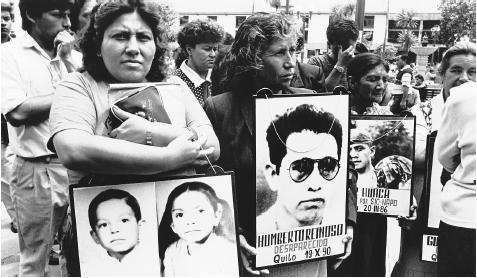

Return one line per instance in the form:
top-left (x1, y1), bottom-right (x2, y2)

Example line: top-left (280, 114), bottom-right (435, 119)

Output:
top-left (72, 182), bottom-right (161, 276)
top-left (156, 175), bottom-right (240, 276)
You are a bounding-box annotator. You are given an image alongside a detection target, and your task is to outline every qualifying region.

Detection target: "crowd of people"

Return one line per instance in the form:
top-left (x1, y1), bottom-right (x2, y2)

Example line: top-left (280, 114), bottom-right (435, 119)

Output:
top-left (1, 0), bottom-right (475, 276)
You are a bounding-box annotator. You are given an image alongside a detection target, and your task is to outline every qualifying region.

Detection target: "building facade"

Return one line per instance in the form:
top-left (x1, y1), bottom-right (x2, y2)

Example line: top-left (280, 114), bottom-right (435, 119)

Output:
top-left (167, 0), bottom-right (443, 59)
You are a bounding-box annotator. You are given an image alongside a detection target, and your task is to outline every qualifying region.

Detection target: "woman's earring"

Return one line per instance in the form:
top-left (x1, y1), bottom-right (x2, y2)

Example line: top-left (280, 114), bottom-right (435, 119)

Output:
top-left (97, 52), bottom-right (102, 57)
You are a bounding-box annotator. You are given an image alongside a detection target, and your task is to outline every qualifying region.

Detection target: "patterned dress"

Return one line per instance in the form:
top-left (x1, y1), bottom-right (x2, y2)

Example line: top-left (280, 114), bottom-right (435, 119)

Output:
top-left (173, 68), bottom-right (210, 106)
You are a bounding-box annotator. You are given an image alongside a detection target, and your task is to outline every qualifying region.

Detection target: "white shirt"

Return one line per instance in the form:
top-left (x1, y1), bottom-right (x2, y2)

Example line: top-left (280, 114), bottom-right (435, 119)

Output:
top-left (81, 241), bottom-right (161, 276)
top-left (163, 234), bottom-right (239, 276)
top-left (1, 31), bottom-right (79, 157)
top-left (179, 60), bottom-right (211, 87)
top-left (436, 82), bottom-right (476, 229)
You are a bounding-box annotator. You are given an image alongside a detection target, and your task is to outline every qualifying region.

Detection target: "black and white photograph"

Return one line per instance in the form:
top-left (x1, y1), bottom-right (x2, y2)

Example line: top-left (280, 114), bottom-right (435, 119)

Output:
top-left (71, 182), bottom-right (161, 276)
top-left (351, 116), bottom-right (416, 217)
top-left (155, 174), bottom-right (240, 276)
top-left (255, 94), bottom-right (349, 268)
top-left (1, 0), bottom-right (476, 276)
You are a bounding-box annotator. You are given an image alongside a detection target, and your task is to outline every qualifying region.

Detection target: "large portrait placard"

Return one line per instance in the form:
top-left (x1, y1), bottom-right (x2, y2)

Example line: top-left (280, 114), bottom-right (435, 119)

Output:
top-left (254, 94), bottom-right (349, 268)
top-left (70, 173), bottom-right (241, 276)
top-left (351, 116), bottom-right (416, 217)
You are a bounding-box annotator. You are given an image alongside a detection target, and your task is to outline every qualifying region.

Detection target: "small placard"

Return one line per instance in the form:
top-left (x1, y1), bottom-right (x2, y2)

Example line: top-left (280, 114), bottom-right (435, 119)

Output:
top-left (421, 234), bottom-right (438, 262)
top-left (358, 187), bottom-right (410, 216)
top-left (351, 115), bottom-right (416, 217)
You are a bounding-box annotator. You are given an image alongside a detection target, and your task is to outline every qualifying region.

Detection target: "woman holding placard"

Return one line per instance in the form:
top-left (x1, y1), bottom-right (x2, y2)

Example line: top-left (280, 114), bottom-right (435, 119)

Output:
top-left (48, 0), bottom-right (219, 275)
top-left (204, 13), bottom-right (356, 277)
top-left (49, 0), bottom-right (219, 184)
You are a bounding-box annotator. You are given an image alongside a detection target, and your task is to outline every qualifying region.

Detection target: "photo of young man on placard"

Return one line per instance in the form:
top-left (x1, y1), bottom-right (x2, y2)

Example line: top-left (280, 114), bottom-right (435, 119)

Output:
top-left (255, 94), bottom-right (349, 268)
top-left (351, 116), bottom-right (416, 217)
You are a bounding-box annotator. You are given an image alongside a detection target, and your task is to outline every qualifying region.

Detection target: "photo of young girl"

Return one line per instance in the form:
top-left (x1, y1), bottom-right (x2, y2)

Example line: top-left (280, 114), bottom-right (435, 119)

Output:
top-left (157, 176), bottom-right (240, 276)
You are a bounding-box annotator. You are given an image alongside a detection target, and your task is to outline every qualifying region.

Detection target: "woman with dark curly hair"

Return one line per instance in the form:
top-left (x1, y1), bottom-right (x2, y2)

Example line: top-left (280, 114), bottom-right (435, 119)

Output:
top-left (49, 0), bottom-right (219, 184)
top-left (48, 0), bottom-right (219, 274)
top-left (174, 19), bottom-right (224, 106)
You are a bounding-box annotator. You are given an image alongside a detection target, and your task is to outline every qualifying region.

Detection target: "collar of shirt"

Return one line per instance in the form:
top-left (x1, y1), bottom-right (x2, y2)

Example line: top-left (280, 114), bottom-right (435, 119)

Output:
top-left (180, 59), bottom-right (211, 87)
top-left (19, 30), bottom-right (62, 63)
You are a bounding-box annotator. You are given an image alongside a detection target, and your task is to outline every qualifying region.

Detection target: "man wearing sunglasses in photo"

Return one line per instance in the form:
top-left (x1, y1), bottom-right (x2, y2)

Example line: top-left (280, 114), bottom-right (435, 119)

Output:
top-left (258, 103), bottom-right (344, 231)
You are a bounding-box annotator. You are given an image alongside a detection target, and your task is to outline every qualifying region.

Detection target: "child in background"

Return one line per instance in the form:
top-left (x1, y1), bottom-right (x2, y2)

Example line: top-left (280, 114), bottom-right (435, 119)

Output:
top-left (159, 182), bottom-right (239, 276)
top-left (87, 188), bottom-right (160, 275)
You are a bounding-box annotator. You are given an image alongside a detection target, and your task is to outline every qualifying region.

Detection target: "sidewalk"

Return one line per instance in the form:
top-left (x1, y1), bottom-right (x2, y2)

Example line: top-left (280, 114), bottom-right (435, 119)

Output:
top-left (1, 205), bottom-right (61, 277)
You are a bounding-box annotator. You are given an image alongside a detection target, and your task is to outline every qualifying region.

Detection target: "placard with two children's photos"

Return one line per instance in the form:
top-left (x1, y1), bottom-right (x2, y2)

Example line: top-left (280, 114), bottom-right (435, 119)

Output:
top-left (70, 173), bottom-right (241, 276)
top-left (421, 132), bottom-right (440, 263)
top-left (351, 115), bottom-right (416, 217)
top-left (254, 93), bottom-right (349, 268)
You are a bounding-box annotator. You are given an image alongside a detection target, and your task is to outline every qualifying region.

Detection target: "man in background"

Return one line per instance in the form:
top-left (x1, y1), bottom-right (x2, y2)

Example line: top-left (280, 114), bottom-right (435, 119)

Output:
top-left (1, 0), bottom-right (79, 275)
top-left (307, 18), bottom-right (358, 91)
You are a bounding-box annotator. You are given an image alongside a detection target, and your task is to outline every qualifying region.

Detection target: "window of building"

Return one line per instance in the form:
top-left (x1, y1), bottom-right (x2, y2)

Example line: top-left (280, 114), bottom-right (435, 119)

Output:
top-left (364, 16), bottom-right (374, 29)
top-left (179, 16), bottom-right (189, 26)
top-left (207, 16), bottom-right (217, 21)
top-left (236, 16), bottom-right (246, 29)
top-left (423, 20), bottom-right (440, 30)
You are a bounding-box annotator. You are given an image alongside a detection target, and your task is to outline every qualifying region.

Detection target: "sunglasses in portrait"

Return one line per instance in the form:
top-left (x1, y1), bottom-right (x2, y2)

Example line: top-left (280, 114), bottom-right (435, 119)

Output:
top-left (286, 157), bottom-right (340, 183)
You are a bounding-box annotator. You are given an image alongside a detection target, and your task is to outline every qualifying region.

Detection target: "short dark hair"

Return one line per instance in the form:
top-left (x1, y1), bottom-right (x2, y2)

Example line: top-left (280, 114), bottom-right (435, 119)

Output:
top-left (266, 104), bottom-right (343, 174)
top-left (326, 19), bottom-right (358, 47)
top-left (415, 74), bottom-right (424, 81)
top-left (222, 32), bottom-right (234, 45)
top-left (19, 0), bottom-right (74, 32)
top-left (177, 19), bottom-right (224, 51)
top-left (355, 42), bottom-right (368, 54)
top-left (1, 2), bottom-right (14, 20)
top-left (88, 189), bottom-right (142, 232)
top-left (79, 0), bottom-right (168, 82)
top-left (347, 53), bottom-right (389, 84)
top-left (399, 54), bottom-right (409, 64)
top-left (438, 42), bottom-right (476, 76)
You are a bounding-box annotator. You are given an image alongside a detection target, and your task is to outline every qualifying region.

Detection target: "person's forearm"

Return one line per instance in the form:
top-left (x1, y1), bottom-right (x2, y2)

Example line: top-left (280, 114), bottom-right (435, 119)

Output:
top-left (195, 124), bottom-right (220, 162)
top-left (5, 94), bottom-right (53, 127)
top-left (149, 123), bottom-right (189, 147)
top-left (324, 68), bottom-right (344, 91)
top-left (54, 131), bottom-right (187, 175)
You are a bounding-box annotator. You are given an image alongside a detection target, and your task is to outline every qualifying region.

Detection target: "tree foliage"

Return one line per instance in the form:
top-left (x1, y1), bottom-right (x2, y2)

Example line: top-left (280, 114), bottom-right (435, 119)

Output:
top-left (439, 0), bottom-right (476, 46)
top-left (366, 120), bottom-right (414, 166)
top-left (396, 10), bottom-right (418, 29)
top-left (330, 3), bottom-right (355, 21)
top-left (397, 30), bottom-right (418, 53)
top-left (396, 10), bottom-right (418, 53)
top-left (268, 0), bottom-right (281, 11)
top-left (145, 2), bottom-right (177, 41)
top-left (374, 44), bottom-right (398, 62)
